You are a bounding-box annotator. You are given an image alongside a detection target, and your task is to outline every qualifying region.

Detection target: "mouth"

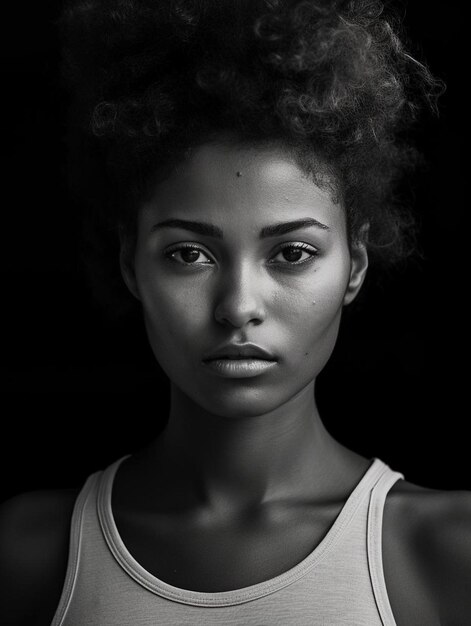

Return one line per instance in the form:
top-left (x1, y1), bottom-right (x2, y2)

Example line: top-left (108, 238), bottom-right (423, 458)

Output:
top-left (201, 342), bottom-right (278, 378)
top-left (202, 342), bottom-right (277, 362)
top-left (201, 357), bottom-right (278, 378)
top-left (203, 355), bottom-right (276, 361)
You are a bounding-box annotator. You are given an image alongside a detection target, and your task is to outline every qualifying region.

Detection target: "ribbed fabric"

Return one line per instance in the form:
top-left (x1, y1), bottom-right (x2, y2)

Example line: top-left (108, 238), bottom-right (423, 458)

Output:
top-left (51, 455), bottom-right (404, 625)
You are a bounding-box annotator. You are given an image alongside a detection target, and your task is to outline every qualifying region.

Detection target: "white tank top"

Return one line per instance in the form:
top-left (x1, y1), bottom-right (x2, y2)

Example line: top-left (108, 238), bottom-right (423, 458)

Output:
top-left (51, 455), bottom-right (404, 625)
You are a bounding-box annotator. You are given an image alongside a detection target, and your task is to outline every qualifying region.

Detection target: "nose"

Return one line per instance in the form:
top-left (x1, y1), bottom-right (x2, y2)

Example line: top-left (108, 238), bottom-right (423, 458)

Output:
top-left (213, 263), bottom-right (266, 328)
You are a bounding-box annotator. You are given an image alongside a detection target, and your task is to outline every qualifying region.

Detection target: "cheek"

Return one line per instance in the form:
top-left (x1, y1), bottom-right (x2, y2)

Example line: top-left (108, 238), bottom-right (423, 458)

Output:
top-left (136, 265), bottom-right (209, 358)
top-left (282, 259), bottom-right (350, 366)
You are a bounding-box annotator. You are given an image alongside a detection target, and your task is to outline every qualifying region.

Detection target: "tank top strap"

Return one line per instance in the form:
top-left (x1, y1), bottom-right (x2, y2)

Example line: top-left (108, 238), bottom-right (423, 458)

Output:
top-left (367, 462), bottom-right (405, 626)
top-left (50, 471), bottom-right (102, 626)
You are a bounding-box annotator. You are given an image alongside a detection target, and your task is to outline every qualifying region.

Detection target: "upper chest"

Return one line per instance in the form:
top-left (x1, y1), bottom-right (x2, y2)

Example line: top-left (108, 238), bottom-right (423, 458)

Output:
top-left (112, 482), bottom-right (440, 625)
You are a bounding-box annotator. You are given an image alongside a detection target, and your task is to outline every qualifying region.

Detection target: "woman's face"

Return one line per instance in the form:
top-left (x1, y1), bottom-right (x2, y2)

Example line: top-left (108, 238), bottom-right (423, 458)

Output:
top-left (122, 141), bottom-right (367, 418)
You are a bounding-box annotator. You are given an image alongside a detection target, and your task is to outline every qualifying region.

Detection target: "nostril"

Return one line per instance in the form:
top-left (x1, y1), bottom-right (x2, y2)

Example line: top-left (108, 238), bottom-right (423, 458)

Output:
top-left (215, 313), bottom-right (264, 329)
top-left (214, 300), bottom-right (266, 328)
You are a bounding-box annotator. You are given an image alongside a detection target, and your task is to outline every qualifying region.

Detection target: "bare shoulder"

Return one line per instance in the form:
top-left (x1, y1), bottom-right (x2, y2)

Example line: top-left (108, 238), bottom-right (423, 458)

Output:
top-left (415, 485), bottom-right (471, 625)
top-left (383, 477), bottom-right (471, 626)
top-left (0, 487), bottom-right (80, 626)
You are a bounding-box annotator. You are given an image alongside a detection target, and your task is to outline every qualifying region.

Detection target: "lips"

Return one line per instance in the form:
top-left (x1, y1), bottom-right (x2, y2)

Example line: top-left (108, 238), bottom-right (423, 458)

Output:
top-left (202, 342), bottom-right (277, 361)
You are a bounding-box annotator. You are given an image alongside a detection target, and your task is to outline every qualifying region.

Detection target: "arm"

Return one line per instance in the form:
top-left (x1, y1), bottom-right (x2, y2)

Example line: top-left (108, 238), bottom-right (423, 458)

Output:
top-left (0, 489), bottom-right (77, 626)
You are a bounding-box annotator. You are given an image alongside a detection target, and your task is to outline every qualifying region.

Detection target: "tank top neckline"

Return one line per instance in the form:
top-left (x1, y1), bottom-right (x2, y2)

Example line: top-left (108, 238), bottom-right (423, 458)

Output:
top-left (97, 455), bottom-right (389, 607)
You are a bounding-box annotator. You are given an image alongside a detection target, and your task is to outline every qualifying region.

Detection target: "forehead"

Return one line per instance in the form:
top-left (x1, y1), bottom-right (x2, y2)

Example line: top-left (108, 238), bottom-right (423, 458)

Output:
top-left (140, 141), bottom-right (345, 233)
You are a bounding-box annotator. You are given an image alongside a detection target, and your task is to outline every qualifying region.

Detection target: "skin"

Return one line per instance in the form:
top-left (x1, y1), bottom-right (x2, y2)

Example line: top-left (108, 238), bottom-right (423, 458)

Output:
top-left (120, 138), bottom-right (370, 519)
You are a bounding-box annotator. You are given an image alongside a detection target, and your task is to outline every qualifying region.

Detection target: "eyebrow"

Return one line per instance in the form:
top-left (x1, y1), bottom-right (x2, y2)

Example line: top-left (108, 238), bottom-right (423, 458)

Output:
top-left (150, 217), bottom-right (330, 238)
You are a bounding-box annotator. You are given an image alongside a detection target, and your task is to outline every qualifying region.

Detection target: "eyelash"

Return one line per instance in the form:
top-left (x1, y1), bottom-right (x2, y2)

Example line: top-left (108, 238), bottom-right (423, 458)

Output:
top-left (164, 242), bottom-right (319, 267)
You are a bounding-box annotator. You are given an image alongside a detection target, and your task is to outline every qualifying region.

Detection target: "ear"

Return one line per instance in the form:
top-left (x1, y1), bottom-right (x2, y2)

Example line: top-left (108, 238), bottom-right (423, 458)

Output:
top-left (343, 224), bottom-right (369, 306)
top-left (119, 231), bottom-right (141, 302)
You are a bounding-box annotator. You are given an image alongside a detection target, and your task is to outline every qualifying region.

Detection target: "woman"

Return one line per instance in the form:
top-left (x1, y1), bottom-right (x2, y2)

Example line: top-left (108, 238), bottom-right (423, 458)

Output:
top-left (1, 0), bottom-right (469, 624)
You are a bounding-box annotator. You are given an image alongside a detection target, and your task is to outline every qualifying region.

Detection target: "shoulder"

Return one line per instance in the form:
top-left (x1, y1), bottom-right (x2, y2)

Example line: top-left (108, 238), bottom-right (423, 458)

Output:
top-left (384, 478), bottom-right (471, 625)
top-left (0, 487), bottom-right (80, 626)
top-left (419, 487), bottom-right (471, 625)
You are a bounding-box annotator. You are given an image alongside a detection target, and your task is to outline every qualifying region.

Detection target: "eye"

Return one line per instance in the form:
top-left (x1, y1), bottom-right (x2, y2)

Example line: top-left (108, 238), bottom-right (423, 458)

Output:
top-left (269, 242), bottom-right (318, 266)
top-left (164, 243), bottom-right (213, 266)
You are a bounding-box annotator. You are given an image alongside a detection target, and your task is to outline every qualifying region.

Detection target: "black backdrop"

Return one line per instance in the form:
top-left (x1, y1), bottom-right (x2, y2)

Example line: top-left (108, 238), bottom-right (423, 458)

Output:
top-left (0, 1), bottom-right (468, 501)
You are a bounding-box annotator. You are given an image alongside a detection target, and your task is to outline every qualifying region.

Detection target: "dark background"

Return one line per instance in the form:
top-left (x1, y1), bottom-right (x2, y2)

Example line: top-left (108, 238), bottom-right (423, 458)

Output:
top-left (0, 1), bottom-right (467, 501)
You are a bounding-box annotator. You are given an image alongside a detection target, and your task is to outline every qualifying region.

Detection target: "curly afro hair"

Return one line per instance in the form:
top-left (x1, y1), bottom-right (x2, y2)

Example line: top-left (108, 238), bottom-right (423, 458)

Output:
top-left (58, 0), bottom-right (442, 319)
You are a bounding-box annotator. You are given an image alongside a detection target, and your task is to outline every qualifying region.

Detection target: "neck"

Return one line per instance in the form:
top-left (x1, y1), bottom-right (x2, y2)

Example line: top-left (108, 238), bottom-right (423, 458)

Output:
top-left (135, 379), bottom-right (365, 516)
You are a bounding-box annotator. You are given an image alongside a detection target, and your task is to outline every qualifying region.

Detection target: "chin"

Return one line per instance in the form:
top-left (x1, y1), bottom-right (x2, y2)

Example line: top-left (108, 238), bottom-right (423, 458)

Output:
top-left (191, 374), bottom-right (315, 419)
top-left (192, 384), bottom-right (288, 420)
